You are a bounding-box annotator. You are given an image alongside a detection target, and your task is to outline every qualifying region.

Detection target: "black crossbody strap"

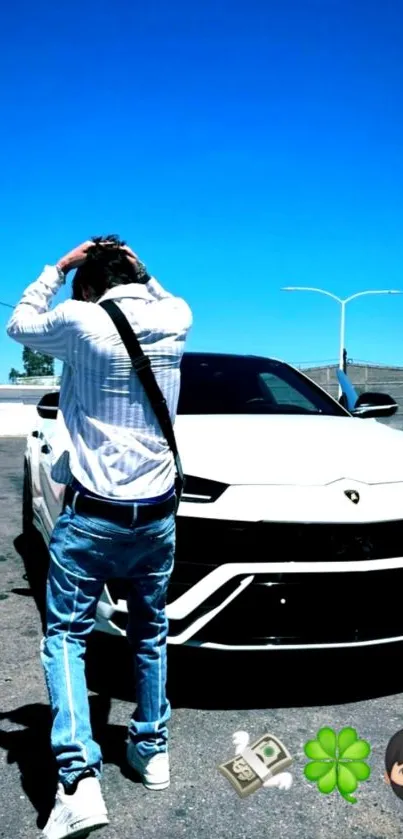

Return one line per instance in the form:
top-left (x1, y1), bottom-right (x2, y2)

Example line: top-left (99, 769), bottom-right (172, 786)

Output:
top-left (99, 299), bottom-right (184, 506)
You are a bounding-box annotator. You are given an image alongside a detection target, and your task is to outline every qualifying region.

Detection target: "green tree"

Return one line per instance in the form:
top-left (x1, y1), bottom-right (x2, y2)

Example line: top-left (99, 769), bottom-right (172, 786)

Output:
top-left (22, 347), bottom-right (55, 377)
top-left (8, 367), bottom-right (22, 383)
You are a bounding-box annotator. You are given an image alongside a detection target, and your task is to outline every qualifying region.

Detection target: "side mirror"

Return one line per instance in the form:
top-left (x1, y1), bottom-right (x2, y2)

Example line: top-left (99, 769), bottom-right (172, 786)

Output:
top-left (351, 391), bottom-right (398, 419)
top-left (36, 391), bottom-right (59, 419)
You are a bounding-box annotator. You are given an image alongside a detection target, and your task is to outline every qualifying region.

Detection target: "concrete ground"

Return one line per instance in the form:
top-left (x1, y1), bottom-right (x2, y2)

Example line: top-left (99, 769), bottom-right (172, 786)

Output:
top-left (2, 438), bottom-right (403, 839)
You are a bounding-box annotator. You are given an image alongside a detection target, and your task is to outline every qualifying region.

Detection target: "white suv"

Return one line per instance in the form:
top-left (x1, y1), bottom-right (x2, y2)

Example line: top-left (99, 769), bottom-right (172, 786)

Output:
top-left (23, 351), bottom-right (403, 651)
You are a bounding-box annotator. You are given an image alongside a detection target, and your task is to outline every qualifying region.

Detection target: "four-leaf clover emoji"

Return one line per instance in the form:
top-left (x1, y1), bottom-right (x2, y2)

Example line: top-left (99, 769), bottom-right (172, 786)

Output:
top-left (303, 726), bottom-right (371, 803)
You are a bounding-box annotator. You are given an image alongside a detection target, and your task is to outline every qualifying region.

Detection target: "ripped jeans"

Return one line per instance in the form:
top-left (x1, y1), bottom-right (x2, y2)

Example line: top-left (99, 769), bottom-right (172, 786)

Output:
top-left (40, 499), bottom-right (175, 788)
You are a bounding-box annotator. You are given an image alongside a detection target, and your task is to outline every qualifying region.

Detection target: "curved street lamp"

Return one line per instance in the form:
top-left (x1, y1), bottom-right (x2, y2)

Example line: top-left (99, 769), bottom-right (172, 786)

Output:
top-left (282, 286), bottom-right (402, 398)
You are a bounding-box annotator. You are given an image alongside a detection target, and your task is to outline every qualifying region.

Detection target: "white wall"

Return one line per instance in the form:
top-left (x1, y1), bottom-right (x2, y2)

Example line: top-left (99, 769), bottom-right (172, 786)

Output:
top-left (0, 385), bottom-right (55, 437)
top-left (0, 385), bottom-right (57, 404)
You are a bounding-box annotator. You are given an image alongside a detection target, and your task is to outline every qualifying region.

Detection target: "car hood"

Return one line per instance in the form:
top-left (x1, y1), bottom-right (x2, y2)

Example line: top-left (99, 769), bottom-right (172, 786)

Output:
top-left (174, 414), bottom-right (403, 486)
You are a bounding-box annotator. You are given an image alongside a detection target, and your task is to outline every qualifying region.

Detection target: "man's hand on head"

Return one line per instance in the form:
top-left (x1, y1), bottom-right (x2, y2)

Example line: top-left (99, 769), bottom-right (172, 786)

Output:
top-left (121, 245), bottom-right (141, 267)
top-left (57, 241), bottom-right (95, 276)
top-left (57, 237), bottom-right (150, 289)
top-left (57, 239), bottom-right (141, 273)
top-left (121, 245), bottom-right (151, 282)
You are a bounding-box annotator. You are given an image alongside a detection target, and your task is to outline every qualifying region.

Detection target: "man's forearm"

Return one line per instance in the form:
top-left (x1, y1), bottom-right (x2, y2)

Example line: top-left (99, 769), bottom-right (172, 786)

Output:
top-left (7, 265), bottom-right (64, 325)
top-left (6, 265), bottom-right (70, 360)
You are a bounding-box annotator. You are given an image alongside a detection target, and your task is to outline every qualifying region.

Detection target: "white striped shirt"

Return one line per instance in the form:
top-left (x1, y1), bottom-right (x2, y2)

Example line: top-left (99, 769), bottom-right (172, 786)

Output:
top-left (7, 265), bottom-right (193, 500)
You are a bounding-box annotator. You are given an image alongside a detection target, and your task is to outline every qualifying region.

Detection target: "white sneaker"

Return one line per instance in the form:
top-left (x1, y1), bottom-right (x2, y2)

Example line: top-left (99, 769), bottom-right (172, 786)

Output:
top-left (42, 775), bottom-right (109, 839)
top-left (126, 741), bottom-right (170, 790)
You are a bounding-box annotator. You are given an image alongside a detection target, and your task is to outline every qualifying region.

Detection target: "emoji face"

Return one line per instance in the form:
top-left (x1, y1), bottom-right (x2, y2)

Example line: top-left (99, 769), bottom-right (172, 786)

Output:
top-left (385, 731), bottom-right (403, 801)
top-left (391, 762), bottom-right (403, 786)
top-left (388, 762), bottom-right (403, 787)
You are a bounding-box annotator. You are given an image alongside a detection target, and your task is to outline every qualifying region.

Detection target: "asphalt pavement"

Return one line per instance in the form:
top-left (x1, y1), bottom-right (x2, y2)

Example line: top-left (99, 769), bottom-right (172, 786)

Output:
top-left (2, 438), bottom-right (403, 839)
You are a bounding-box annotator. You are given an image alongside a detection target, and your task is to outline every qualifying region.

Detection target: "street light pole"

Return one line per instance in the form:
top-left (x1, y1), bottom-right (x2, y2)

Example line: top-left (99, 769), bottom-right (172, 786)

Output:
top-left (282, 286), bottom-right (402, 398)
top-left (339, 299), bottom-right (346, 374)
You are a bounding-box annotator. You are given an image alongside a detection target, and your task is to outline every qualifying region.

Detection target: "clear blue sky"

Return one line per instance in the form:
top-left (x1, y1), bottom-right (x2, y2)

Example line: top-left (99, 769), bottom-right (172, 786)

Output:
top-left (1, 0), bottom-right (403, 382)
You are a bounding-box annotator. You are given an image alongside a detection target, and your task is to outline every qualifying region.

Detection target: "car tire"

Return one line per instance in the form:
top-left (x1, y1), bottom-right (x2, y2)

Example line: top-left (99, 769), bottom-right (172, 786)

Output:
top-left (21, 460), bottom-right (49, 631)
top-left (22, 461), bottom-right (35, 538)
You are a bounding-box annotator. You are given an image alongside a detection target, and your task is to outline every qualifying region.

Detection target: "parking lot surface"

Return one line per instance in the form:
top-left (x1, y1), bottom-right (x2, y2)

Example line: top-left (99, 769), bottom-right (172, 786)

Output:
top-left (2, 439), bottom-right (403, 839)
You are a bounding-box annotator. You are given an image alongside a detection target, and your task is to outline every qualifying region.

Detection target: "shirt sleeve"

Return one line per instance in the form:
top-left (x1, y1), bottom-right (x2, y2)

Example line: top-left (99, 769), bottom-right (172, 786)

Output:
top-left (145, 276), bottom-right (175, 300)
top-left (6, 264), bottom-right (73, 362)
top-left (146, 276), bottom-right (193, 330)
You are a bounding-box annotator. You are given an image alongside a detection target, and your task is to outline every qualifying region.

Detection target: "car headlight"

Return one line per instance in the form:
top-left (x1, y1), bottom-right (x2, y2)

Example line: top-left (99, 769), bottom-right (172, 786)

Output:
top-left (182, 475), bottom-right (228, 503)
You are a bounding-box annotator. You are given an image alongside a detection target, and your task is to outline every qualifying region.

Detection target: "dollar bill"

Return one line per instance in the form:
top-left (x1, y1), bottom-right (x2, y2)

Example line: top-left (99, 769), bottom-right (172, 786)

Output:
top-left (218, 732), bottom-right (293, 798)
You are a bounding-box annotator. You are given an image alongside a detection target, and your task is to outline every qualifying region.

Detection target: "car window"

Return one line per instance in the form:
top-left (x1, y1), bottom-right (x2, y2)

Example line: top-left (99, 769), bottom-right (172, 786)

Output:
top-left (177, 354), bottom-right (348, 416)
top-left (258, 372), bottom-right (319, 412)
top-left (39, 356), bottom-right (348, 418)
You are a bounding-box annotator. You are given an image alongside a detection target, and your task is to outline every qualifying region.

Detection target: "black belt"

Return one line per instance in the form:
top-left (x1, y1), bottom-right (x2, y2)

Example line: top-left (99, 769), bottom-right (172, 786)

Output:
top-left (64, 484), bottom-right (176, 527)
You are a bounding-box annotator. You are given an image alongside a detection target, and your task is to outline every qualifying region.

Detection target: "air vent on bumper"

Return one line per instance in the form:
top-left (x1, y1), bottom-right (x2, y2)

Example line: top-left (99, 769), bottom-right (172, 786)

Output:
top-left (182, 475), bottom-right (228, 503)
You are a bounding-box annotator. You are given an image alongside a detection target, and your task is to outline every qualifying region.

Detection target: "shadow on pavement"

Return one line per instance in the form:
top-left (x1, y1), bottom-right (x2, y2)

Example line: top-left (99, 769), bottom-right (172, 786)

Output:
top-left (0, 696), bottom-right (133, 830)
top-left (85, 630), bottom-right (403, 710)
top-left (0, 704), bottom-right (55, 828)
top-left (13, 533), bottom-right (48, 633)
top-left (3, 640), bottom-right (403, 827)
top-left (6, 530), bottom-right (403, 828)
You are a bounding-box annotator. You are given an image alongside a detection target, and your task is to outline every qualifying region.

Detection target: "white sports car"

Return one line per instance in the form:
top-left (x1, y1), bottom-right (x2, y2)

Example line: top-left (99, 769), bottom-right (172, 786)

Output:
top-left (23, 351), bottom-right (403, 651)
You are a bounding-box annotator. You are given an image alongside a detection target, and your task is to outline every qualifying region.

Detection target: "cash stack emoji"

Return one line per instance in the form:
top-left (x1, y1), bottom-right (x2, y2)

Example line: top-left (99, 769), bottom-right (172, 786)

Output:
top-left (218, 730), bottom-right (293, 798)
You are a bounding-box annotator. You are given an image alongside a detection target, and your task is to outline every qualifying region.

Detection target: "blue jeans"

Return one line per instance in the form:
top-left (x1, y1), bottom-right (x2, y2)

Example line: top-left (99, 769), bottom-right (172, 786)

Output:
top-left (40, 498), bottom-right (175, 789)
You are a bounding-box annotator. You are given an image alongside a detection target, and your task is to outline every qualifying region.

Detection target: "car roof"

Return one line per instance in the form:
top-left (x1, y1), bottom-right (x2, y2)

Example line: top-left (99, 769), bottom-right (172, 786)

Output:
top-left (182, 351), bottom-right (286, 364)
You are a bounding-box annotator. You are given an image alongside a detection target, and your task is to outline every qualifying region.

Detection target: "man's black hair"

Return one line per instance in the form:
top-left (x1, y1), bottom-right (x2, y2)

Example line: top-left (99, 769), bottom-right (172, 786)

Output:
top-left (385, 729), bottom-right (403, 800)
top-left (72, 234), bottom-right (150, 301)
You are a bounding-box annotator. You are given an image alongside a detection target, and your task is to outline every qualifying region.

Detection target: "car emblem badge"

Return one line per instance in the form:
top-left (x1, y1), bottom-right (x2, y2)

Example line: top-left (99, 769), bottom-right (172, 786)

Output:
top-left (345, 490), bottom-right (360, 504)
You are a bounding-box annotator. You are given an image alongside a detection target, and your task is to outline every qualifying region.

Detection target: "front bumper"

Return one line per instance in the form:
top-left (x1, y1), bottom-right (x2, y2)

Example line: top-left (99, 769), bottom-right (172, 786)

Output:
top-left (95, 516), bottom-right (403, 650)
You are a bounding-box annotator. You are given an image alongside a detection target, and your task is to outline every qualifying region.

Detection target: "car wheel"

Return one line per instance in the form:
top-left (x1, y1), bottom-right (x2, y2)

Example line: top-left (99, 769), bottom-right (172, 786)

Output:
top-left (21, 460), bottom-right (49, 631)
top-left (22, 461), bottom-right (35, 538)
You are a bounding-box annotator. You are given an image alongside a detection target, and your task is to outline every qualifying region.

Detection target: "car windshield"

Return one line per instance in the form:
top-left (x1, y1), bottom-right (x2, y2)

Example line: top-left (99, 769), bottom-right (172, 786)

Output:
top-left (177, 354), bottom-right (348, 416)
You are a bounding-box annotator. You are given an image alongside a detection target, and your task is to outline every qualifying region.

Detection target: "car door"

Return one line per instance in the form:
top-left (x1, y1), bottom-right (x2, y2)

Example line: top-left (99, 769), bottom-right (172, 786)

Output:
top-left (35, 393), bottom-right (65, 539)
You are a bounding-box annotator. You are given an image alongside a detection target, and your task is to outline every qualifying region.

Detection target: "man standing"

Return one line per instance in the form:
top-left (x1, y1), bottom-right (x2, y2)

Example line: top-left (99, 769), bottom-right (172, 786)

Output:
top-left (7, 236), bottom-right (192, 839)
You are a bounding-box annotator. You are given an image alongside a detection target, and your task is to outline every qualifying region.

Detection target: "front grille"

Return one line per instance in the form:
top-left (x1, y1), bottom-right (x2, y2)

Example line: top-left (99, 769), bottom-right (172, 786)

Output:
top-left (194, 569), bottom-right (403, 646)
top-left (107, 569), bottom-right (403, 646)
top-left (104, 517), bottom-right (403, 645)
top-left (174, 517), bottom-right (403, 565)
top-left (106, 519), bottom-right (403, 604)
